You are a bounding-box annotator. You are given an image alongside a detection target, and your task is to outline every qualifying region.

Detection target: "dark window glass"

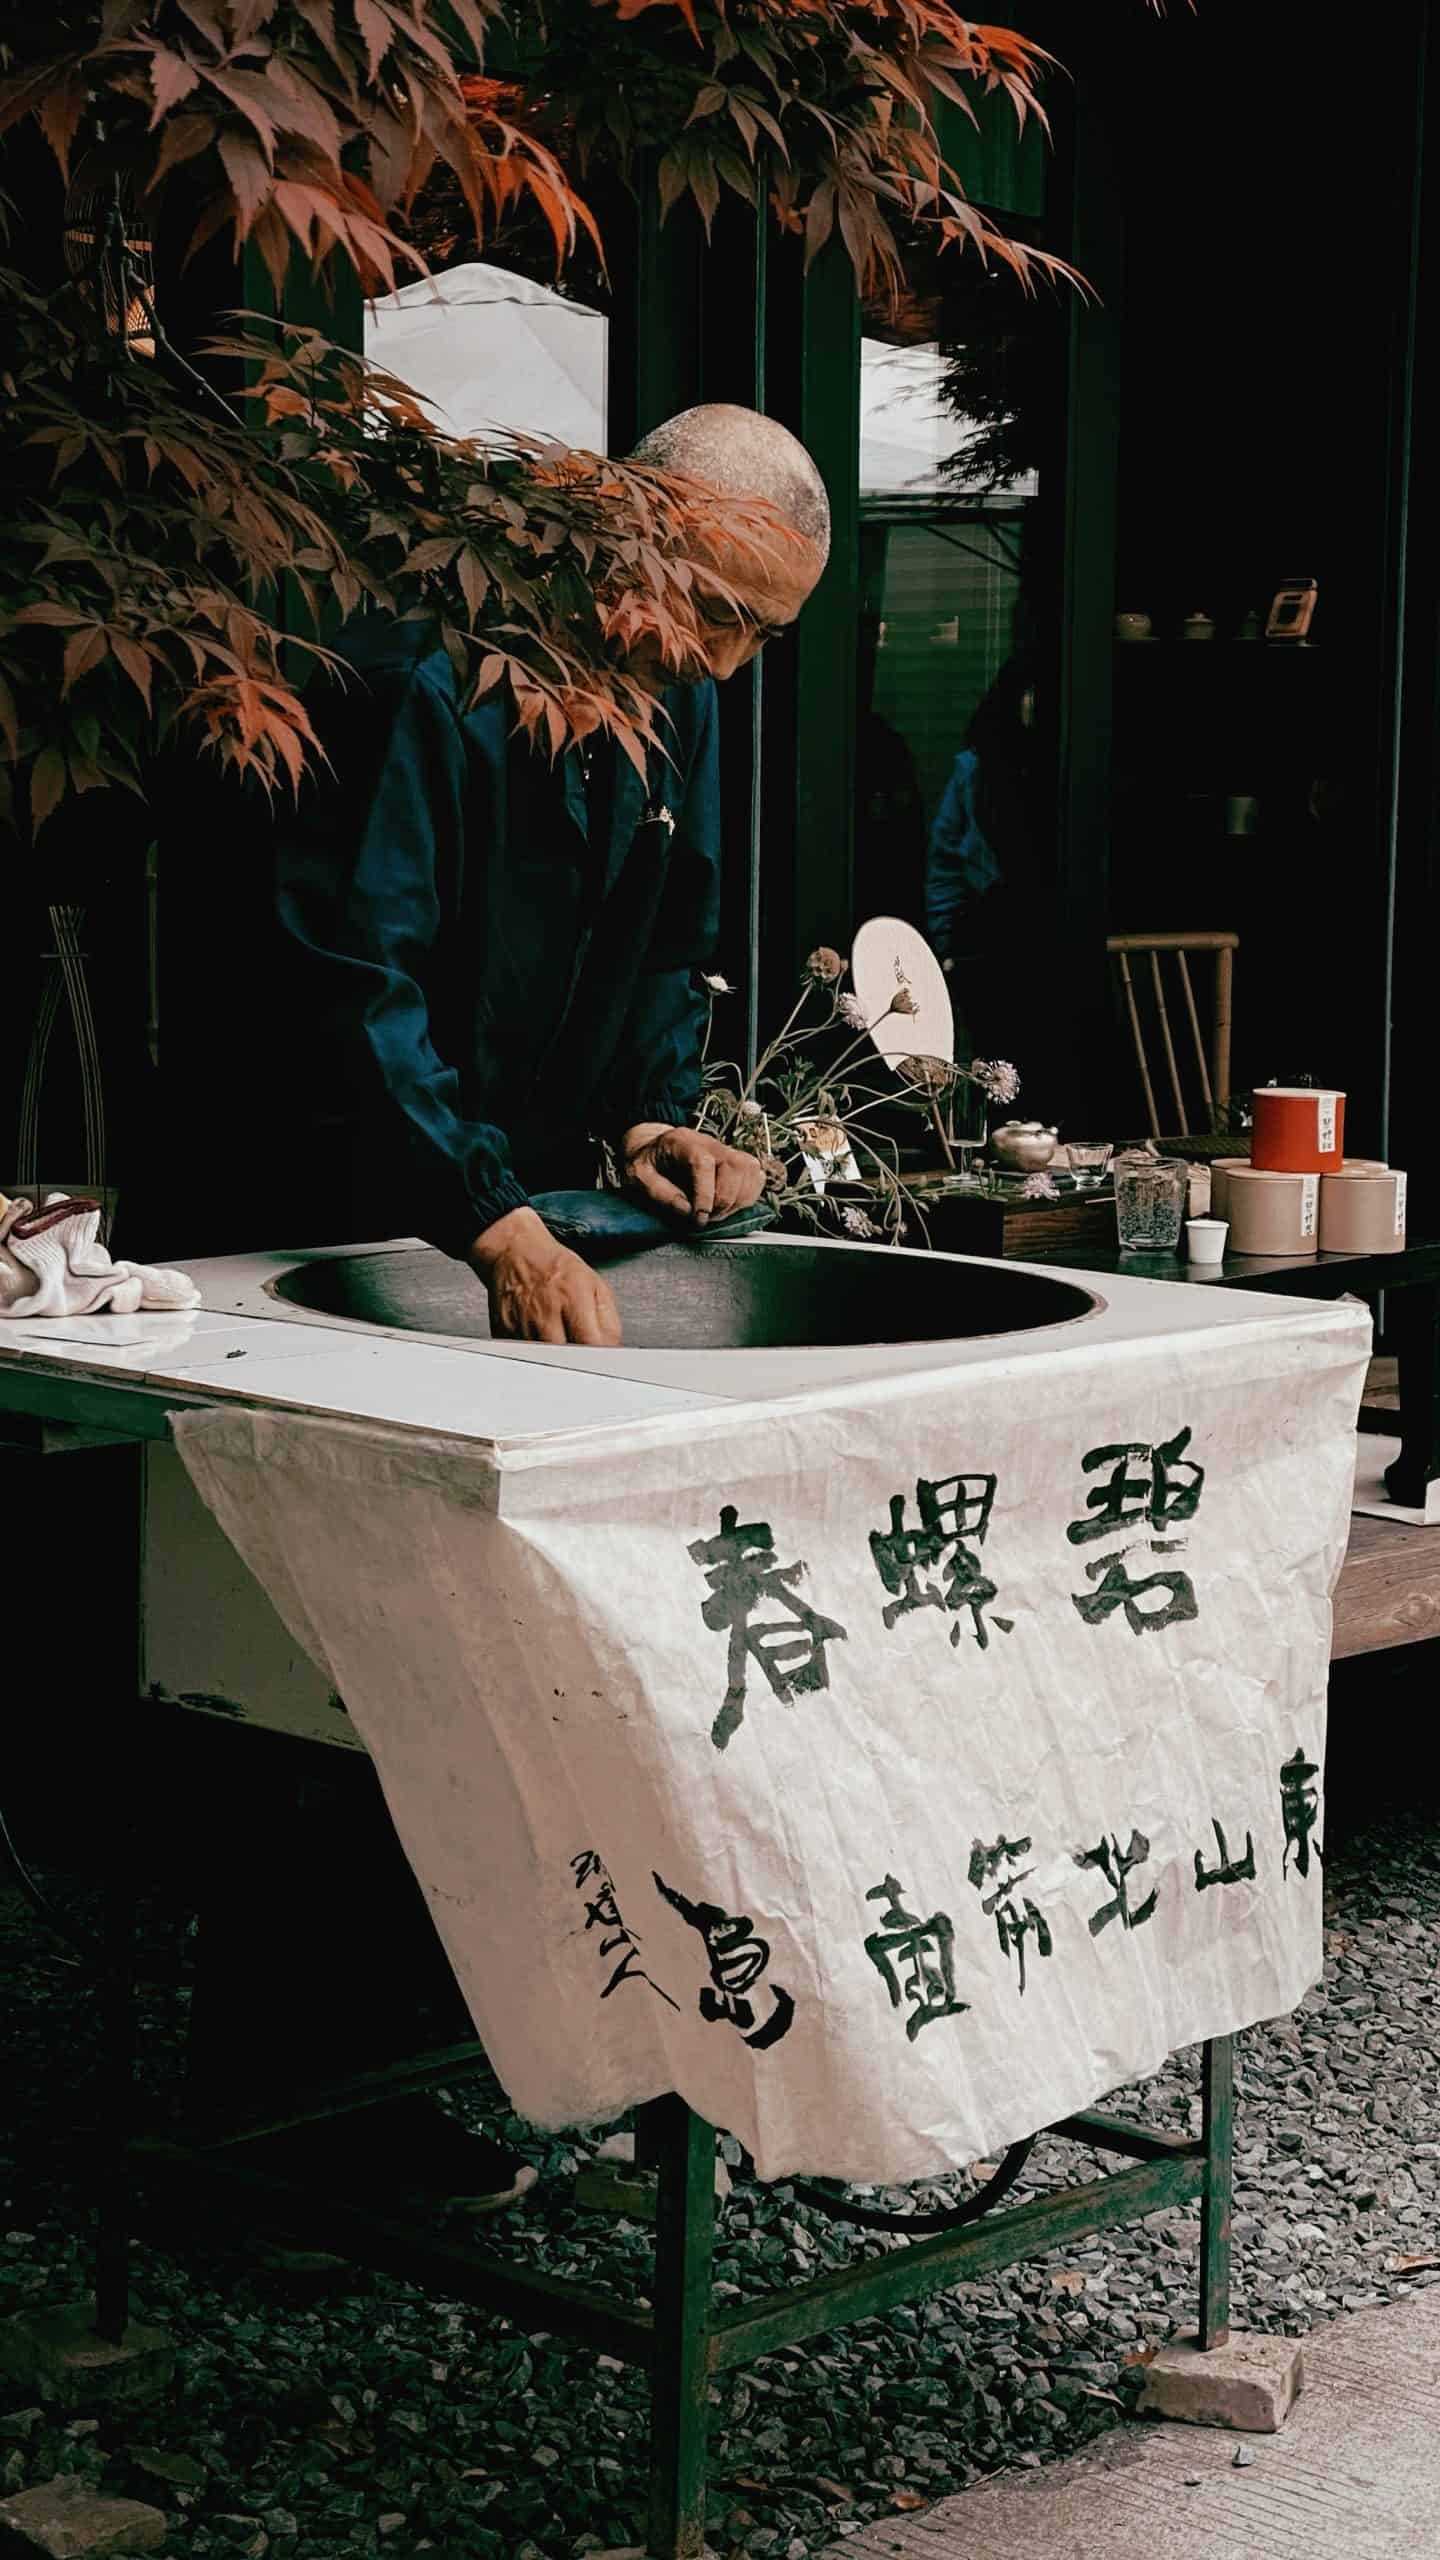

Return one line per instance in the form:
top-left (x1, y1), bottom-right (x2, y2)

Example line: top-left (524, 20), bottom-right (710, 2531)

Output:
top-left (852, 230), bottom-right (1059, 1083)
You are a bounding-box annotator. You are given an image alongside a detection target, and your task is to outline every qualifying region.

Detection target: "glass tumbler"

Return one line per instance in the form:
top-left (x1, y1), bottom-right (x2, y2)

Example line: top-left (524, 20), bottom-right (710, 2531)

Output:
top-left (948, 1076), bottom-right (989, 1188)
top-left (1066, 1140), bottom-right (1114, 1190)
top-left (1113, 1152), bottom-right (1188, 1252)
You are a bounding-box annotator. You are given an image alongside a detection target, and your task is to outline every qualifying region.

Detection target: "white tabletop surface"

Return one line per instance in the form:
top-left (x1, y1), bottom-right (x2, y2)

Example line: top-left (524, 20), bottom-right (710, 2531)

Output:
top-left (0, 1233), bottom-right (1359, 1453)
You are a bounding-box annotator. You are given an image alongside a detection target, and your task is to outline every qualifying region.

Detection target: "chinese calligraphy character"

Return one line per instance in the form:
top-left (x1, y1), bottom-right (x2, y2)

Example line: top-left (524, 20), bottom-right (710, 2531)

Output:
top-left (1071, 1552), bottom-right (1199, 1634)
top-left (1066, 1427), bottom-right (1205, 1546)
top-left (1074, 1830), bottom-right (1159, 1936)
top-left (653, 1873), bottom-right (795, 2049)
top-left (571, 1851), bottom-right (679, 2008)
top-left (1068, 1425), bottom-right (1205, 1636)
top-left (689, 1504), bottom-right (847, 1751)
top-left (1280, 1749), bottom-right (1323, 1878)
top-left (1194, 1818), bottom-right (1257, 1892)
top-left (869, 1474), bottom-right (1013, 1651)
top-left (968, 1834), bottom-right (1053, 1994)
top-left (863, 1873), bottom-right (970, 2038)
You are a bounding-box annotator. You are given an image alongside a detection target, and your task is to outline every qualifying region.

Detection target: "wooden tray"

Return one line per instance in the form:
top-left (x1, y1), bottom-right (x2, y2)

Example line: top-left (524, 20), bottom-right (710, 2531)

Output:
top-left (902, 1184), bottom-right (1119, 1261)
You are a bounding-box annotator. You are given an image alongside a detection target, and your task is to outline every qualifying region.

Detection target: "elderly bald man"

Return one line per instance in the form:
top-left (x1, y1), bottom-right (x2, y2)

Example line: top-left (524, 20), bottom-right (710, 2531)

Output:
top-left (274, 403), bottom-right (830, 1346)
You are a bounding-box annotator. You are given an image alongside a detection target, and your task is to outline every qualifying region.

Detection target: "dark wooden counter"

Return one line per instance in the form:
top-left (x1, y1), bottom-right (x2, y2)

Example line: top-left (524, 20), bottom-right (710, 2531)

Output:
top-left (1333, 1514), bottom-right (1440, 1661)
top-left (1033, 1236), bottom-right (1440, 1510)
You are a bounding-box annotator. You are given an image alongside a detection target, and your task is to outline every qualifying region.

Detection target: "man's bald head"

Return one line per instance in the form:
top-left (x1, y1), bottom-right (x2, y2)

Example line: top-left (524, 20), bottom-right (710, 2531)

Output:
top-left (629, 403), bottom-right (829, 682)
top-left (630, 402), bottom-right (831, 564)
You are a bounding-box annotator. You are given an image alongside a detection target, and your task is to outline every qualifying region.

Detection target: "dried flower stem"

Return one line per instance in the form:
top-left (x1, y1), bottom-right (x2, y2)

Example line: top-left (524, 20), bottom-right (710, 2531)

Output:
top-left (697, 953), bottom-right (1013, 1247)
top-left (928, 1099), bottom-right (957, 1172)
top-left (739, 987), bottom-right (815, 1105)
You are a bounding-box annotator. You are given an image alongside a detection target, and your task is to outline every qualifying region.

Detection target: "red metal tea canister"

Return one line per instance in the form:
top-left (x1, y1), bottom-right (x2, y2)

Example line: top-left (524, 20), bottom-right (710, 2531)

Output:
top-left (1250, 1086), bottom-right (1345, 1175)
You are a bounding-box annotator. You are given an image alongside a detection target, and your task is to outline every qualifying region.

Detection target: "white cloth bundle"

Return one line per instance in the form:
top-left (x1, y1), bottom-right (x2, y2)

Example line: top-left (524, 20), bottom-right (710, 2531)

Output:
top-left (0, 1194), bottom-right (200, 1318)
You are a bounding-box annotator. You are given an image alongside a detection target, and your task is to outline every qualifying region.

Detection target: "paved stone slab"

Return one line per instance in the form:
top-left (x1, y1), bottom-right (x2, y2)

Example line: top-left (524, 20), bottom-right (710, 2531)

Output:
top-left (832, 2289), bottom-right (1440, 2558)
top-left (0, 2478), bottom-right (167, 2557)
top-left (1136, 2326), bottom-right (1304, 2431)
top-left (0, 2306), bottom-right (173, 2417)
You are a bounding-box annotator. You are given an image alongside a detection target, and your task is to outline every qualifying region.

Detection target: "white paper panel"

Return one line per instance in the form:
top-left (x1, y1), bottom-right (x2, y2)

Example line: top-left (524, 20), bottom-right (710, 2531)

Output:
top-left (173, 1297), bottom-right (1368, 2182)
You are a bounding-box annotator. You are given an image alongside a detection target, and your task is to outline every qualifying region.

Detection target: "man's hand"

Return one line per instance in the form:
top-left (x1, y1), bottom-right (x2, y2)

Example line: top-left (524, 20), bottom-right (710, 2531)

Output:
top-left (469, 1207), bottom-right (622, 1346)
top-left (621, 1122), bottom-right (766, 1228)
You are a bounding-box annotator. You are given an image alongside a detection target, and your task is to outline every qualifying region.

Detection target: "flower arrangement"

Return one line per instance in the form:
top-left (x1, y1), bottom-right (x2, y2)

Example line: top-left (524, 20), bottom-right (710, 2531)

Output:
top-left (696, 949), bottom-right (1020, 1244)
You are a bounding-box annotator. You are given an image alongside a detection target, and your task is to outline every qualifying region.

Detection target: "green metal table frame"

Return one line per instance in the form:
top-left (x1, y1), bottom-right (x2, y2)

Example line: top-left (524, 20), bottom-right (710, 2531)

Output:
top-left (95, 1868), bottom-right (1234, 2560)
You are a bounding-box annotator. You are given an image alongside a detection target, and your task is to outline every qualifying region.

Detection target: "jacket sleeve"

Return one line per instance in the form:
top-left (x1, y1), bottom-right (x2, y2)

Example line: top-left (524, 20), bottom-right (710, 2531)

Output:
top-left (274, 657), bottom-right (531, 1258)
top-left (599, 679), bottom-right (722, 1137)
top-left (925, 748), bottom-right (1001, 962)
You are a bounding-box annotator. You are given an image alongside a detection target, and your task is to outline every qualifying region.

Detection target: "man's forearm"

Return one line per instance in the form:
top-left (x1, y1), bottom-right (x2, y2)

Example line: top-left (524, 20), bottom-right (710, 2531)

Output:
top-left (468, 1203), bottom-right (551, 1272)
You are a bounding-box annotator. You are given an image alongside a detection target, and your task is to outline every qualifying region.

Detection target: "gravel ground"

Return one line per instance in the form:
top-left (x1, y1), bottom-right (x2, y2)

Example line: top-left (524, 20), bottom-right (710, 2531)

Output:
top-left (2, 1702), bottom-right (1438, 2560)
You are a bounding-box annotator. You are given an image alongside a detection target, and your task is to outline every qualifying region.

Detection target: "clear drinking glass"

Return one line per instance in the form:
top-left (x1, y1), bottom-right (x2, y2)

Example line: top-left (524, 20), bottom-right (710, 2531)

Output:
top-left (1066, 1140), bottom-right (1114, 1190)
top-left (1113, 1152), bottom-right (1188, 1252)
top-left (948, 1076), bottom-right (989, 1188)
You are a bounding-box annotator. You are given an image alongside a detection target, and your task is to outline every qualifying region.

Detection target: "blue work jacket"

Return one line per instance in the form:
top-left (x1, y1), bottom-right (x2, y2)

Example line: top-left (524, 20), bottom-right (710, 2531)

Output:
top-left (273, 624), bottom-right (721, 1257)
top-left (924, 747), bottom-right (1002, 965)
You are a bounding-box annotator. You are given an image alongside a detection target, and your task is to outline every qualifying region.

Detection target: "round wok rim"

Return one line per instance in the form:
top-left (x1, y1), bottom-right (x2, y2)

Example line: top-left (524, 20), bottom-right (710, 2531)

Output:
top-left (265, 1234), bottom-right (1106, 1353)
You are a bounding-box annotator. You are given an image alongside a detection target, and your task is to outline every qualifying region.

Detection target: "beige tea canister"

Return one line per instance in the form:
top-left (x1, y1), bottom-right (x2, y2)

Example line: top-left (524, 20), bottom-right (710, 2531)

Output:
top-left (1318, 1169), bottom-right (1407, 1254)
top-left (1227, 1167), bottom-right (1320, 1257)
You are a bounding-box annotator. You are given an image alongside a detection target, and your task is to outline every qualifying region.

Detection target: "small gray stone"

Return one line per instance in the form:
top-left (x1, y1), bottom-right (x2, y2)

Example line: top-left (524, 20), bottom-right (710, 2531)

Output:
top-left (123, 2449), bottom-right (206, 2492)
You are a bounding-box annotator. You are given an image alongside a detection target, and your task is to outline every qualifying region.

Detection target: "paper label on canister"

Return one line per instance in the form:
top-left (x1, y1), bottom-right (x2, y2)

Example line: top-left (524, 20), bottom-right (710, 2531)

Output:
top-left (1317, 1093), bottom-right (1337, 1155)
top-left (1300, 1175), bottom-right (1319, 1237)
top-left (1395, 1171), bottom-right (1408, 1236)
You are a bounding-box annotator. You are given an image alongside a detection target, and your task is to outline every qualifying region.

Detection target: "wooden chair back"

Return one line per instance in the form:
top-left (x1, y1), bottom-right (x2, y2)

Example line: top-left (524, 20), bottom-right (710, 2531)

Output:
top-left (1106, 931), bottom-right (1237, 1139)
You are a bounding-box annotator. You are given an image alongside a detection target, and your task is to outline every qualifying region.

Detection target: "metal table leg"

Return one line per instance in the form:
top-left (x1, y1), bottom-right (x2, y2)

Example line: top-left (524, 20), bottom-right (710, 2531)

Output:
top-left (119, 2036), bottom-right (1237, 2555)
top-left (95, 1872), bottom-right (136, 2344)
top-left (1198, 2034), bottom-right (1233, 2348)
top-left (1384, 1278), bottom-right (1440, 1506)
top-left (644, 2097), bottom-right (717, 2560)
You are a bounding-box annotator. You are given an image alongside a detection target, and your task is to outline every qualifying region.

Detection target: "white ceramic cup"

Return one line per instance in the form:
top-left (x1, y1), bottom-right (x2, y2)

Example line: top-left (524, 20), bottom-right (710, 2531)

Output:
top-left (1186, 1218), bottom-right (1229, 1266)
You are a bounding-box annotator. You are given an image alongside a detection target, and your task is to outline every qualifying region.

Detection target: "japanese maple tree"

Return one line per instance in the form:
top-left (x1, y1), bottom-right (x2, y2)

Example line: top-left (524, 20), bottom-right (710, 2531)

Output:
top-left (0, 3), bottom-right (1087, 842)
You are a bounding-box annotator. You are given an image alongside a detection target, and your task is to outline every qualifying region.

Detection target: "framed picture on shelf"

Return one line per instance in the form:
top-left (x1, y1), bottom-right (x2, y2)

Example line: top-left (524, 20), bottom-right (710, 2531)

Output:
top-left (1265, 578), bottom-right (1318, 642)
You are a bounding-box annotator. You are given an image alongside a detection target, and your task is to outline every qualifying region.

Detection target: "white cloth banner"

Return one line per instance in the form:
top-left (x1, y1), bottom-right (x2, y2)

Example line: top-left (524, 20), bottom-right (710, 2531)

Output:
top-left (172, 1300), bottom-right (1368, 2183)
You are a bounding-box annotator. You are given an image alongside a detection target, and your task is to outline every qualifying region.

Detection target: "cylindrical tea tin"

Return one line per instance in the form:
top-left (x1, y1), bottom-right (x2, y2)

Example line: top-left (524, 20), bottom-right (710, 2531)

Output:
top-left (1318, 1169), bottom-right (1408, 1254)
top-left (1251, 1085), bottom-right (1345, 1174)
top-left (1325, 1157), bottom-right (1388, 1176)
top-left (1209, 1158), bottom-right (1250, 1221)
top-left (1227, 1166), bottom-right (1320, 1256)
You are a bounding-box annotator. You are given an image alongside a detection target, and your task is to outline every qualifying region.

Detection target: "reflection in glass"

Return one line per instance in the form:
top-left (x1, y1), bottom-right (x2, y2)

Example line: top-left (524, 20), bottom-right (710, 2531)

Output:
top-left (366, 260), bottom-right (609, 449)
top-left (852, 242), bottom-right (1059, 1113)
